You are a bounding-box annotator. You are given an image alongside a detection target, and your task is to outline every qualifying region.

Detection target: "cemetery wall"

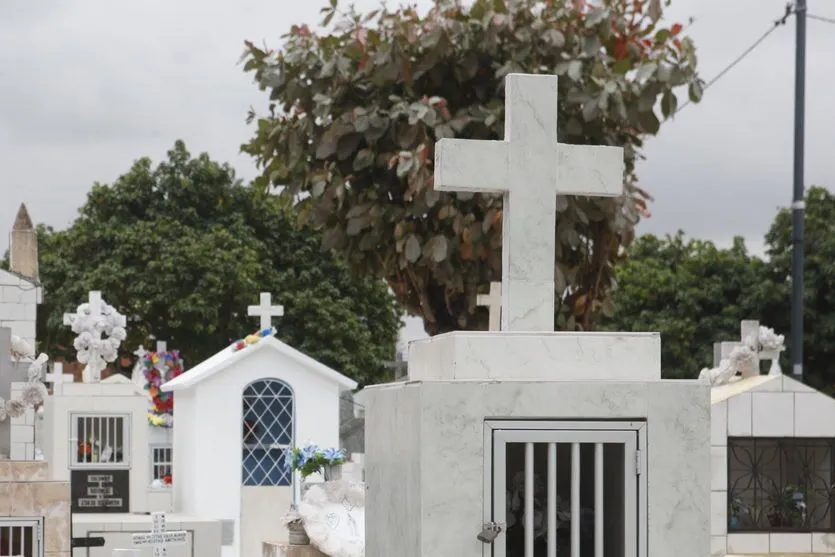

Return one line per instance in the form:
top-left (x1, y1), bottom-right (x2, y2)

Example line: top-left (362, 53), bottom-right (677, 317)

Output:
top-left (0, 460), bottom-right (70, 557)
top-left (0, 269), bottom-right (39, 352)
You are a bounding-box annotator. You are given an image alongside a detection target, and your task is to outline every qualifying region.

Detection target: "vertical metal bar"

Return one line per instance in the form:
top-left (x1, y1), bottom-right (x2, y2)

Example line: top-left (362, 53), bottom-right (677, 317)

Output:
top-left (547, 443), bottom-right (557, 557)
top-left (82, 417), bottom-right (88, 463)
top-left (525, 442), bottom-right (534, 557)
top-left (495, 439), bottom-right (508, 557)
top-left (571, 442), bottom-right (580, 557)
top-left (10, 524), bottom-right (15, 557)
top-left (104, 416), bottom-right (110, 462)
top-left (624, 439), bottom-right (638, 557)
top-left (594, 443), bottom-right (604, 557)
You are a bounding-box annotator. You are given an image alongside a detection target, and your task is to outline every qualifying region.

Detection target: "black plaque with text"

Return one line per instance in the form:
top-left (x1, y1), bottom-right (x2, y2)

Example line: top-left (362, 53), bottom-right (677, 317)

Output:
top-left (71, 470), bottom-right (130, 513)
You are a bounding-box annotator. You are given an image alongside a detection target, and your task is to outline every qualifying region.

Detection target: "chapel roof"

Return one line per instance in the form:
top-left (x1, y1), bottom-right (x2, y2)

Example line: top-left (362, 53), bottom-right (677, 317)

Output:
top-left (710, 373), bottom-right (823, 405)
top-left (161, 334), bottom-right (358, 392)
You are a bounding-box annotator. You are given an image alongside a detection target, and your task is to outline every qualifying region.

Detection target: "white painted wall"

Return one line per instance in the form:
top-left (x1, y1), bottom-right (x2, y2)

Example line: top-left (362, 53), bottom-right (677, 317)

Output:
top-left (0, 269), bottom-right (41, 352)
top-left (172, 346), bottom-right (342, 557)
top-left (9, 381), bottom-right (35, 460)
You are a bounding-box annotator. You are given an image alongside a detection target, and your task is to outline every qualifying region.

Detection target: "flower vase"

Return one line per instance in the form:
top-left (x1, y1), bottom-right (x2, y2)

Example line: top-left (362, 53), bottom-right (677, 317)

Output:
top-left (322, 464), bottom-right (342, 481)
top-left (286, 521), bottom-right (309, 545)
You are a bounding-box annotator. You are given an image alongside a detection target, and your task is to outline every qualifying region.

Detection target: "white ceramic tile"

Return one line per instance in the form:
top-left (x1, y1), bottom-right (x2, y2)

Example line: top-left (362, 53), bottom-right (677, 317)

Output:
top-left (710, 535), bottom-right (726, 556)
top-left (727, 533), bottom-right (769, 553)
top-left (711, 446), bottom-right (727, 491)
top-left (9, 441), bottom-right (25, 460)
top-left (752, 392), bottom-right (794, 436)
top-left (794, 392), bottom-right (835, 436)
top-left (710, 491), bottom-right (727, 536)
top-left (812, 532), bottom-right (835, 553)
top-left (770, 533), bottom-right (812, 553)
top-left (711, 401), bottom-right (727, 446)
top-left (727, 393), bottom-right (752, 436)
top-left (10, 424), bottom-right (33, 443)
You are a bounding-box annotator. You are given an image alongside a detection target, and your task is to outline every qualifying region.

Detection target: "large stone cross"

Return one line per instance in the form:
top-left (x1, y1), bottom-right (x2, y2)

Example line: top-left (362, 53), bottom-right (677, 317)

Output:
top-left (713, 320), bottom-right (782, 376)
top-left (44, 362), bottom-right (74, 393)
top-left (248, 292), bottom-right (284, 330)
top-left (434, 73), bottom-right (624, 331)
top-left (477, 282), bottom-right (502, 331)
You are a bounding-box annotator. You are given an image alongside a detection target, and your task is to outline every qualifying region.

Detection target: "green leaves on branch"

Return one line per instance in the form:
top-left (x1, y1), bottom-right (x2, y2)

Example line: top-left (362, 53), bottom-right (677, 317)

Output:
top-left (241, 0), bottom-right (704, 334)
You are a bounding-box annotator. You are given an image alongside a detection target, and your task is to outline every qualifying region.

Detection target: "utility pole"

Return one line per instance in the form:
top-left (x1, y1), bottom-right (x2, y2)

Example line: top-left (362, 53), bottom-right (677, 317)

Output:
top-left (791, 0), bottom-right (807, 381)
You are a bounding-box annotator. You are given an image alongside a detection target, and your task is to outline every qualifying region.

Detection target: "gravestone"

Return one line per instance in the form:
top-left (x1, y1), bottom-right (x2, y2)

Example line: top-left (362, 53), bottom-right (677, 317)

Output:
top-left (132, 512), bottom-right (187, 557)
top-left (364, 73), bottom-right (711, 557)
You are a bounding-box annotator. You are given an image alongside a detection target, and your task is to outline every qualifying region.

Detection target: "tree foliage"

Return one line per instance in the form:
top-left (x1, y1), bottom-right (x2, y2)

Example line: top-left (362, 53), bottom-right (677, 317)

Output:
top-left (32, 141), bottom-right (401, 387)
top-left (602, 232), bottom-right (773, 378)
top-left (241, 0), bottom-right (704, 334)
top-left (764, 186), bottom-right (835, 392)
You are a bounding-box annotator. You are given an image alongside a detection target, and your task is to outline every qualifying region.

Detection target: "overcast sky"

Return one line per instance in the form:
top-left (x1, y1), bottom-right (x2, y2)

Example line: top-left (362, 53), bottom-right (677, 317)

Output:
top-left (1, 0), bottom-right (833, 347)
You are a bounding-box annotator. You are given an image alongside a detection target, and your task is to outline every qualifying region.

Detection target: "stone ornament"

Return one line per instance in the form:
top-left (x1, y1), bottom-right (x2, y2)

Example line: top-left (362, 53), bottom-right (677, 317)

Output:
top-left (699, 322), bottom-right (786, 386)
top-left (2, 335), bottom-right (50, 421)
top-left (298, 480), bottom-right (365, 557)
top-left (63, 291), bottom-right (127, 383)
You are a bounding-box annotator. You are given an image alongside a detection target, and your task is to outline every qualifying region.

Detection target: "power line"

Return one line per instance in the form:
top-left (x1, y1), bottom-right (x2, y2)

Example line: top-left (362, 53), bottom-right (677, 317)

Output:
top-left (807, 13), bottom-right (835, 25)
top-left (676, 5), bottom-right (794, 114)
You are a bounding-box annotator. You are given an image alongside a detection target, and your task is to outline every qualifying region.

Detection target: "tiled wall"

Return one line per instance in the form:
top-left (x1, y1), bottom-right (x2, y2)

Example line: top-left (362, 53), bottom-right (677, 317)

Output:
top-left (0, 460), bottom-right (71, 557)
top-left (9, 381), bottom-right (36, 460)
top-left (0, 271), bottom-right (40, 351)
top-left (710, 376), bottom-right (835, 555)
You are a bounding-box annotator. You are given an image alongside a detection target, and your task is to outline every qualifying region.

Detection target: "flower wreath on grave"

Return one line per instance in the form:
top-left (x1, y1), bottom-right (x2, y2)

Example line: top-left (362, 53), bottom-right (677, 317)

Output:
top-left (1, 336), bottom-right (50, 422)
top-left (142, 350), bottom-right (184, 427)
top-left (231, 327), bottom-right (275, 352)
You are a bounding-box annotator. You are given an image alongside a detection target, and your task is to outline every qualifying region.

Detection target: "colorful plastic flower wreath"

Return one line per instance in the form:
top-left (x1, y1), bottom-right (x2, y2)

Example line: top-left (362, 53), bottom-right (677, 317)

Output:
top-left (142, 350), bottom-right (184, 424)
top-left (231, 327), bottom-right (275, 352)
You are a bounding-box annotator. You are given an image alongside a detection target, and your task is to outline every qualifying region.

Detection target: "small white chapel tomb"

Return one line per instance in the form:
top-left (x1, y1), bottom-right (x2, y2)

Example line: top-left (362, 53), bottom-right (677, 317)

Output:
top-left (365, 74), bottom-right (711, 557)
top-left (161, 292), bottom-right (358, 557)
top-left (704, 321), bottom-right (835, 555)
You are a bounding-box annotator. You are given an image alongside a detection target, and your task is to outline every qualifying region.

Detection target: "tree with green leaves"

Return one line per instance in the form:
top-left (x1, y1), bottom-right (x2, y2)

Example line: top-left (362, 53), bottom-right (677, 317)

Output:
top-left (241, 0), bottom-right (703, 334)
top-left (601, 232), bottom-right (774, 378)
top-left (762, 185), bottom-right (835, 392)
top-left (27, 141), bottom-right (401, 387)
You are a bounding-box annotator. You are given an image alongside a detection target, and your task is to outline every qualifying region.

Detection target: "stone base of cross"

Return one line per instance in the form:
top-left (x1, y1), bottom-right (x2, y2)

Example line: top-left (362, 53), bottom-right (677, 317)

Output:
top-left (132, 513), bottom-right (188, 557)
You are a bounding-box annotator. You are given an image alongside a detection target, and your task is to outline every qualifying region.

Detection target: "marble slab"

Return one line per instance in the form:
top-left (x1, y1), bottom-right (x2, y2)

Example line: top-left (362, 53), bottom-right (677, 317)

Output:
top-left (365, 379), bottom-right (709, 557)
top-left (407, 331), bottom-right (661, 382)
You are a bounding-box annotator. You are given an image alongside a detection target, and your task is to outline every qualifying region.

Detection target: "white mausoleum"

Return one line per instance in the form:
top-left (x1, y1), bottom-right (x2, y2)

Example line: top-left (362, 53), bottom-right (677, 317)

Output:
top-left (162, 332), bottom-right (357, 557)
top-left (711, 374), bottom-right (835, 556)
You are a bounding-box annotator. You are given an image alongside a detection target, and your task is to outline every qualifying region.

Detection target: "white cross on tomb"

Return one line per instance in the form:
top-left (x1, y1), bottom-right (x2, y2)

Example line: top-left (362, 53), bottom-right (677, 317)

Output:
top-left (156, 340), bottom-right (167, 353)
top-left (62, 290), bottom-right (104, 327)
top-left (714, 320), bottom-right (782, 376)
top-left (133, 345), bottom-right (148, 359)
top-left (132, 512), bottom-right (187, 557)
top-left (248, 292), bottom-right (284, 330)
top-left (477, 281), bottom-right (502, 331)
top-left (434, 73), bottom-right (624, 332)
top-left (44, 362), bottom-right (74, 390)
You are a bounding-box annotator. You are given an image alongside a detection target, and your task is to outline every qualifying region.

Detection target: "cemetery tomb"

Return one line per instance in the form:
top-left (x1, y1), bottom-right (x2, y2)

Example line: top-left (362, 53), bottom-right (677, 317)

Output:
top-left (365, 73), bottom-right (710, 557)
top-left (711, 373), bottom-right (835, 555)
top-left (161, 293), bottom-right (357, 557)
top-left (41, 373), bottom-right (159, 514)
top-left (0, 460), bottom-right (71, 557)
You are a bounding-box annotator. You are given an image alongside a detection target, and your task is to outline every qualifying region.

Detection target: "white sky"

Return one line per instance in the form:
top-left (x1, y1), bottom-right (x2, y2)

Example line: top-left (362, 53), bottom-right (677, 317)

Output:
top-left (1, 0), bottom-right (833, 348)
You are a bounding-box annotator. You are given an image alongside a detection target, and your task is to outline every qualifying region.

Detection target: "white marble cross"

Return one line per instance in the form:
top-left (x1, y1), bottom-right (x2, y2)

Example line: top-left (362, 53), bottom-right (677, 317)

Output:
top-left (477, 282), bottom-right (502, 331)
top-left (63, 291), bottom-right (103, 327)
top-left (44, 362), bottom-right (74, 389)
top-left (133, 345), bottom-right (148, 359)
top-left (248, 292), bottom-right (284, 330)
top-left (132, 513), bottom-right (187, 557)
top-left (714, 320), bottom-right (782, 376)
top-left (434, 74), bottom-right (624, 331)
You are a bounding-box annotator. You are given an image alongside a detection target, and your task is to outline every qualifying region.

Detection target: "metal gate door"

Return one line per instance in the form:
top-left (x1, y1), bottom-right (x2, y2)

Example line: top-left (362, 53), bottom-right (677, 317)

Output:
top-left (483, 421), bottom-right (646, 557)
top-left (0, 518), bottom-right (42, 557)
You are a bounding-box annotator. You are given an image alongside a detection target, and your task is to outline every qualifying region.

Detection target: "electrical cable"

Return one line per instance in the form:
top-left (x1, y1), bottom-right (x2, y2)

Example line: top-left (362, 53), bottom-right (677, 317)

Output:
top-left (807, 13), bottom-right (835, 25)
top-left (676, 4), bottom-right (795, 114)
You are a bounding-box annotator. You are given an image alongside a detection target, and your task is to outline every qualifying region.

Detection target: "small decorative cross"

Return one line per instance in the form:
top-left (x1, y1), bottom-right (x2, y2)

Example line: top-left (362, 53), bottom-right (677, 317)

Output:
top-left (132, 512), bottom-right (187, 557)
top-left (133, 345), bottom-right (148, 360)
top-left (44, 362), bottom-right (74, 389)
top-left (248, 292), bottom-right (284, 330)
top-left (384, 352), bottom-right (408, 381)
top-left (713, 320), bottom-right (783, 376)
top-left (434, 73), bottom-right (624, 332)
top-left (63, 291), bottom-right (104, 327)
top-left (477, 282), bottom-right (502, 331)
